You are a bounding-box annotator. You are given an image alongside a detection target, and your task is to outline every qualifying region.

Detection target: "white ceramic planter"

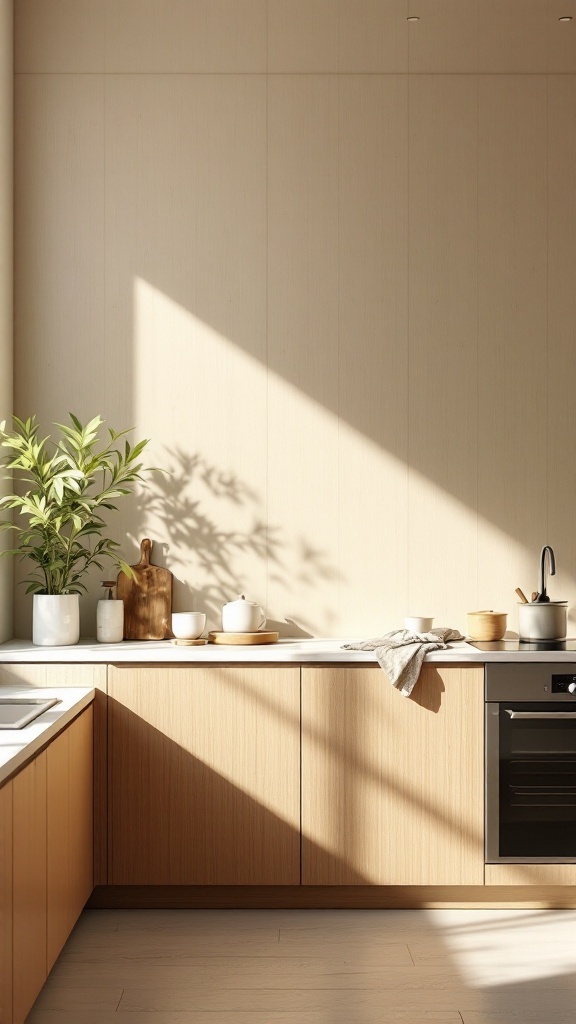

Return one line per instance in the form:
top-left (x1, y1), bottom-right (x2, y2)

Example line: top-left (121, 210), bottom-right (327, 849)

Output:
top-left (32, 594), bottom-right (80, 646)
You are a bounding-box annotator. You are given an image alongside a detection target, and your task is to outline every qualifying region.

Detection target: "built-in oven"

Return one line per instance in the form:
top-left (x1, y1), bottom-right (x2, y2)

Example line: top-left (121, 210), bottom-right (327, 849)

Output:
top-left (485, 663), bottom-right (576, 863)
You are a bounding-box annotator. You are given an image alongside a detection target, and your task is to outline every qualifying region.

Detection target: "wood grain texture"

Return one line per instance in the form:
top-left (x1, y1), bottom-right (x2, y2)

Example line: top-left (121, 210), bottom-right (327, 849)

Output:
top-left (12, 752), bottom-right (47, 1024)
top-left (548, 76), bottom-right (576, 639)
top-left (268, 0), bottom-right (339, 72)
top-left (267, 75), bottom-right (339, 636)
top-left (105, 0), bottom-right (266, 73)
top-left (477, 76), bottom-right (548, 620)
top-left (408, 0), bottom-right (479, 73)
top-left (15, 0), bottom-right (105, 72)
top-left (338, 0), bottom-right (407, 72)
top-left (408, 75), bottom-right (478, 629)
top-left (104, 72), bottom-right (267, 632)
top-left (108, 665), bottom-right (300, 885)
top-left (0, 781), bottom-right (12, 1024)
top-left (485, 864), bottom-right (576, 886)
top-left (116, 539), bottom-right (173, 640)
top-left (302, 665), bottom-right (485, 886)
top-left (338, 74), bottom-right (409, 635)
top-left (47, 707), bottom-right (94, 972)
top-left (14, 71), bottom-right (105, 641)
top-left (0, 664), bottom-right (106, 884)
top-left (0, 0), bottom-right (12, 646)
top-left (478, 0), bottom-right (549, 73)
top-left (88, 884), bottom-right (576, 910)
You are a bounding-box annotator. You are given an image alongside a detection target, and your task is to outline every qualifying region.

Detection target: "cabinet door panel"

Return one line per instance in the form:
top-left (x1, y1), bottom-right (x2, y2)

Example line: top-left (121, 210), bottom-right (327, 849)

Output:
top-left (302, 665), bottom-right (484, 885)
top-left (13, 753), bottom-right (47, 1024)
top-left (47, 707), bottom-right (94, 971)
top-left (0, 782), bottom-right (12, 1024)
top-left (108, 666), bottom-right (300, 885)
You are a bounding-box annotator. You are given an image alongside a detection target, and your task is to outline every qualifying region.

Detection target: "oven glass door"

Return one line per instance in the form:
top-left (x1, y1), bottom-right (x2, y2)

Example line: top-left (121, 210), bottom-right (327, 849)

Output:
top-left (487, 702), bottom-right (576, 861)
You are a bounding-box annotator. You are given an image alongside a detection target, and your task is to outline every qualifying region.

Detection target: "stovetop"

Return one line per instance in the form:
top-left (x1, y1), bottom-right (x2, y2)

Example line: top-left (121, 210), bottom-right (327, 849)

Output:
top-left (470, 639), bottom-right (576, 652)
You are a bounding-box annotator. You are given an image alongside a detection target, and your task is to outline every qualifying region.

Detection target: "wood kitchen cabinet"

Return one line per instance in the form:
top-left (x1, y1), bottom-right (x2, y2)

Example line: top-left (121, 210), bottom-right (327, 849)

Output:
top-left (47, 706), bottom-right (94, 970)
top-left (1, 706), bottom-right (93, 1024)
top-left (108, 665), bottom-right (301, 885)
top-left (301, 665), bottom-right (485, 885)
top-left (0, 781), bottom-right (12, 1024)
top-left (12, 752), bottom-right (47, 1024)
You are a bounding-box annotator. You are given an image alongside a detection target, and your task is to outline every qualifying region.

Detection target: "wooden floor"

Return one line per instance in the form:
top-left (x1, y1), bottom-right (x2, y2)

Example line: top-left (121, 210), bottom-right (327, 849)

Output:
top-left (26, 907), bottom-right (576, 1024)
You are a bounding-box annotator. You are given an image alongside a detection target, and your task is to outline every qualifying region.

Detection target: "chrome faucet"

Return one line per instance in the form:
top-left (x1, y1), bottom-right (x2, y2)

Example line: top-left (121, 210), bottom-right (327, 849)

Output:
top-left (537, 545), bottom-right (556, 603)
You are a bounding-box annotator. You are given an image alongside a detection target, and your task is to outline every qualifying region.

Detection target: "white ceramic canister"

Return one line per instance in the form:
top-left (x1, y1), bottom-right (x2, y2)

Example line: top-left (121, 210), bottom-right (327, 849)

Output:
top-left (97, 599), bottom-right (124, 643)
top-left (518, 601), bottom-right (568, 641)
top-left (32, 593), bottom-right (80, 646)
top-left (221, 595), bottom-right (266, 633)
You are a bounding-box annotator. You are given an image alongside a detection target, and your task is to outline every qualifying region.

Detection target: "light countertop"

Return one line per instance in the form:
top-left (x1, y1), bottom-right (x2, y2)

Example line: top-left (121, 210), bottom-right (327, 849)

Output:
top-left (0, 684), bottom-right (95, 786)
top-left (2, 637), bottom-right (576, 664)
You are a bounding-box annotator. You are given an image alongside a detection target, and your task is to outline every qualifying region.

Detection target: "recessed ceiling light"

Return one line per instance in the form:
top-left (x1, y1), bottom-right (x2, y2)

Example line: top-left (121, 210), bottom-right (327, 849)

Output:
top-left (559, 15), bottom-right (573, 20)
top-left (407, 16), bottom-right (420, 21)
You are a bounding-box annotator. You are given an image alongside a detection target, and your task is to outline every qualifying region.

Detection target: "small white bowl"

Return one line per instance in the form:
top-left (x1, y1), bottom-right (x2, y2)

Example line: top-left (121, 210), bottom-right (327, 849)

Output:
top-left (172, 612), bottom-right (206, 640)
top-left (404, 616), bottom-right (434, 633)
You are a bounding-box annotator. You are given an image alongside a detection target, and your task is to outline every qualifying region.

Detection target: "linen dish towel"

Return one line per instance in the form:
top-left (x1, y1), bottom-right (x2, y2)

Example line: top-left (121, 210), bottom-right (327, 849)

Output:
top-left (343, 628), bottom-right (464, 697)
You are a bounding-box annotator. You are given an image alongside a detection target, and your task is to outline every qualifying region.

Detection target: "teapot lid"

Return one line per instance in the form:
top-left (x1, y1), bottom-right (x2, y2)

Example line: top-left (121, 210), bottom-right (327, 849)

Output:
top-left (226, 594), bottom-right (258, 607)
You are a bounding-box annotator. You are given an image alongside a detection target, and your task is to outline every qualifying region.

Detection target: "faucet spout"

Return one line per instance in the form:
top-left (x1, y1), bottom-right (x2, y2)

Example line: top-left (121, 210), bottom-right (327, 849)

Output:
top-left (538, 545), bottom-right (556, 603)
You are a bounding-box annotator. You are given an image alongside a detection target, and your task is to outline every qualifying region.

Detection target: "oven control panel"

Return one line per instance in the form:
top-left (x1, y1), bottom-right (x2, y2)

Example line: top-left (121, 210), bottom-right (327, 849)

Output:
top-left (552, 674), bottom-right (576, 694)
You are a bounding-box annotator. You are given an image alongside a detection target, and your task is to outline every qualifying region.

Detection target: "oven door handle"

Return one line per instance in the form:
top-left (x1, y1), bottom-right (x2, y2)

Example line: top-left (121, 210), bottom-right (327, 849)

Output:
top-left (505, 709), bottom-right (576, 719)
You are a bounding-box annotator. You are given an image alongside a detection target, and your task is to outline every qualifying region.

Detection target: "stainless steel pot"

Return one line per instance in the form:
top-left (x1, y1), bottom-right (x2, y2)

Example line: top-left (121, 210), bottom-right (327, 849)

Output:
top-left (517, 601), bottom-right (568, 641)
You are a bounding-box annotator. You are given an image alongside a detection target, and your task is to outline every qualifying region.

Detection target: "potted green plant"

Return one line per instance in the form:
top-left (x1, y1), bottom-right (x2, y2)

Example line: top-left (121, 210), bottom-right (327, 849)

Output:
top-left (0, 414), bottom-right (151, 646)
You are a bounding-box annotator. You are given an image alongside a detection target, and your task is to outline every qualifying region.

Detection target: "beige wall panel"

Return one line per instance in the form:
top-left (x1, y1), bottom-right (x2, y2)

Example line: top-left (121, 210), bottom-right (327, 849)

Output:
top-left (105, 0), bottom-right (266, 73)
top-left (478, 0), bottom-right (548, 73)
top-left (408, 0), bottom-right (478, 73)
top-left (12, 752), bottom-right (47, 1024)
top-left (477, 77), bottom-right (547, 624)
top-left (546, 0), bottom-right (576, 72)
top-left (14, 73), bottom-right (105, 639)
top-left (108, 666), bottom-right (300, 884)
top-left (338, 0), bottom-right (407, 72)
top-left (268, 0), bottom-right (339, 72)
top-left (338, 75), bottom-right (409, 635)
top-left (408, 76), bottom-right (478, 632)
top-left (302, 666), bottom-right (485, 885)
top-left (548, 77), bottom-right (576, 632)
top-left (15, 0), bottom-right (104, 72)
top-left (105, 74), bottom-right (267, 633)
top-left (0, 781), bottom-right (12, 1024)
top-left (267, 76), bottom-right (339, 636)
top-left (0, 0), bottom-right (12, 643)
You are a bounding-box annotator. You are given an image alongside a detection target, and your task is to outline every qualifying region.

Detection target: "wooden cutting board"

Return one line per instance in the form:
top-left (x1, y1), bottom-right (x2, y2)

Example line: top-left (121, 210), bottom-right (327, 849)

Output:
top-left (116, 538), bottom-right (173, 640)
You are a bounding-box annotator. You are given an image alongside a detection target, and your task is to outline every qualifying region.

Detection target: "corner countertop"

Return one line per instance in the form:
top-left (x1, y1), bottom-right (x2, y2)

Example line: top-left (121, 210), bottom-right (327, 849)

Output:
top-left (2, 637), bottom-right (576, 664)
top-left (0, 684), bottom-right (95, 786)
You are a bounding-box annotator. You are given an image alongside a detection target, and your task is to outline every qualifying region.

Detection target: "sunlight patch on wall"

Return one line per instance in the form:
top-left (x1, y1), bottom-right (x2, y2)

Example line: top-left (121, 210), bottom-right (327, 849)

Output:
top-left (131, 277), bottom-right (530, 638)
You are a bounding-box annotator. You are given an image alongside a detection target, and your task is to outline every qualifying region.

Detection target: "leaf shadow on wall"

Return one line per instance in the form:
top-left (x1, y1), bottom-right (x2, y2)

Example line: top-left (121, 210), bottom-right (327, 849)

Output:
top-left (130, 447), bottom-right (340, 636)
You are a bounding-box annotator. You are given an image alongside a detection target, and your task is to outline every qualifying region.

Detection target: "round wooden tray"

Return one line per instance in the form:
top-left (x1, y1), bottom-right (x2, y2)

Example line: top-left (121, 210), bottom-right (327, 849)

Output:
top-left (170, 638), bottom-right (208, 646)
top-left (208, 631), bottom-right (279, 646)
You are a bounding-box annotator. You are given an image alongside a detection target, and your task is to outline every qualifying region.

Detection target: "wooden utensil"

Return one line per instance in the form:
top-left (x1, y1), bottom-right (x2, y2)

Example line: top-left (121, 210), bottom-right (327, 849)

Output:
top-left (116, 538), bottom-right (173, 640)
top-left (515, 588), bottom-right (529, 604)
top-left (208, 631), bottom-right (279, 646)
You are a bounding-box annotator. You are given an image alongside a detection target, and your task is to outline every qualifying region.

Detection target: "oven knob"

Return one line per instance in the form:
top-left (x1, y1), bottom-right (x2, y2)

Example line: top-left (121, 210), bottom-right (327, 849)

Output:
top-left (568, 682), bottom-right (576, 695)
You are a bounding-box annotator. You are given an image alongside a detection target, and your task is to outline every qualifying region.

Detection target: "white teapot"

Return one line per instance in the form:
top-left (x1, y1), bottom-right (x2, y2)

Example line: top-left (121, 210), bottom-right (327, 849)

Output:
top-left (222, 595), bottom-right (266, 633)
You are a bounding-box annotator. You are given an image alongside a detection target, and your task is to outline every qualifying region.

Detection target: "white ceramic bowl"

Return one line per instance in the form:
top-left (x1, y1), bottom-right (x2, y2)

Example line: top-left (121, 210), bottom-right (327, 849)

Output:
top-left (172, 612), bottom-right (206, 639)
top-left (404, 616), bottom-right (434, 633)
